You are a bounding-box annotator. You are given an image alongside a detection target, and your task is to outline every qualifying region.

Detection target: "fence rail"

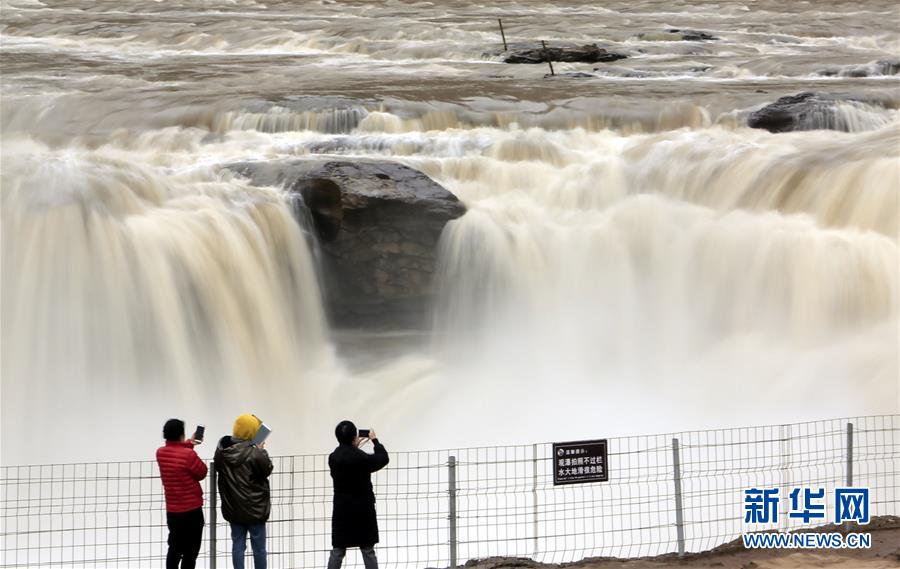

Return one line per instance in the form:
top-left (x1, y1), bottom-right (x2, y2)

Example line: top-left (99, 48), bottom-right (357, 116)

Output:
top-left (2, 415), bottom-right (898, 568)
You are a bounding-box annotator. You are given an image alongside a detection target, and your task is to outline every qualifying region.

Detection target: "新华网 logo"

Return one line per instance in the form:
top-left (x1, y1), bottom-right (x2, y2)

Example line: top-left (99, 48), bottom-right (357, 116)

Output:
top-left (741, 487), bottom-right (871, 549)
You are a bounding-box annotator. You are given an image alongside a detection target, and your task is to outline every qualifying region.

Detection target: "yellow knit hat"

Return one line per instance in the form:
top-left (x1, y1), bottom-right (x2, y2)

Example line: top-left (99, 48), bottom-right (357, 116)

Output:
top-left (233, 414), bottom-right (262, 441)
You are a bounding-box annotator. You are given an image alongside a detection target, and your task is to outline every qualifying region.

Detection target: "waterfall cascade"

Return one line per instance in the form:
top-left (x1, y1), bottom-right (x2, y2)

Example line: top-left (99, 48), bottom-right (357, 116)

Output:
top-left (2, 0), bottom-right (898, 463)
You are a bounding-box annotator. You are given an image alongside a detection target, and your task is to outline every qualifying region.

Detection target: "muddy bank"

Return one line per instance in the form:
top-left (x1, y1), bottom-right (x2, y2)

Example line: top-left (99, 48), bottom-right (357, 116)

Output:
top-left (453, 517), bottom-right (900, 569)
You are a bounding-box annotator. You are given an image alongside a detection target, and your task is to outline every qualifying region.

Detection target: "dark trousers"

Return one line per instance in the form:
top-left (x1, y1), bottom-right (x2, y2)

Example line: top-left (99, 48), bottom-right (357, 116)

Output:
top-left (166, 508), bottom-right (204, 569)
top-left (327, 546), bottom-right (377, 569)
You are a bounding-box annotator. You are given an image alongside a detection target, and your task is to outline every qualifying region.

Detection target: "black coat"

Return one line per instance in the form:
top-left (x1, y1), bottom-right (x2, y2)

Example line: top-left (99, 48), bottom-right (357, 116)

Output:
top-left (214, 436), bottom-right (273, 524)
top-left (329, 439), bottom-right (389, 548)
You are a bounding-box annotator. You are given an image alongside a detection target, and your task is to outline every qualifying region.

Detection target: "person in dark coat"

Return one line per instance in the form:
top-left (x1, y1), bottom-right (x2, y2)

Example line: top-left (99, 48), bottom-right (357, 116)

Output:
top-left (156, 418), bottom-right (207, 569)
top-left (327, 421), bottom-right (389, 569)
top-left (214, 414), bottom-right (273, 569)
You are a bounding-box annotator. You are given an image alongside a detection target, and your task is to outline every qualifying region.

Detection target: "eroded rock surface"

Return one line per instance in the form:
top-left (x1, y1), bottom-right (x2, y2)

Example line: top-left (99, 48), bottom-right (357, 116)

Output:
top-left (229, 159), bottom-right (466, 329)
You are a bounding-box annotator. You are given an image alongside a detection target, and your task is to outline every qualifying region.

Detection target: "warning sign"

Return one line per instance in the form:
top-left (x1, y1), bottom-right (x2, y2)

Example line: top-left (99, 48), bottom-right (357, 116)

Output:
top-left (552, 439), bottom-right (608, 485)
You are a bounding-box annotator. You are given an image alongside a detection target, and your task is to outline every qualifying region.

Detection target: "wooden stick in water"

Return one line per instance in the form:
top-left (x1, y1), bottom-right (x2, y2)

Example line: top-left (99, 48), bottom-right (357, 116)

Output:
top-left (498, 19), bottom-right (508, 51)
top-left (541, 40), bottom-right (555, 76)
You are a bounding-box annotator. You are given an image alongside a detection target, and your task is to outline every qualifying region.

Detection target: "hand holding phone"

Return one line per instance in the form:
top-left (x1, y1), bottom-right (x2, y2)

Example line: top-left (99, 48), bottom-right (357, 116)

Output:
top-left (192, 425), bottom-right (205, 444)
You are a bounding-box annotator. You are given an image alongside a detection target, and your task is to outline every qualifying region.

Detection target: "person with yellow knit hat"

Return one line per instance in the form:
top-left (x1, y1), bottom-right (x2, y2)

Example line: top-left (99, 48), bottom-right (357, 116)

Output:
top-left (232, 414), bottom-right (262, 442)
top-left (214, 414), bottom-right (273, 569)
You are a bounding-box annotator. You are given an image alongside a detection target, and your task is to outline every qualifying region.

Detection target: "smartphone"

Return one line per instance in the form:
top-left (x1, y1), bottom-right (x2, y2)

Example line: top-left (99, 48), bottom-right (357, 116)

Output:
top-left (193, 425), bottom-right (205, 442)
top-left (358, 429), bottom-right (371, 439)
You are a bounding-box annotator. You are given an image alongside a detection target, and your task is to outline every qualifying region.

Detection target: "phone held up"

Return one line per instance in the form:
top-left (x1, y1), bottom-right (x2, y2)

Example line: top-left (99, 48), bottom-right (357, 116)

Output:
top-left (193, 425), bottom-right (205, 443)
top-left (358, 429), bottom-right (371, 439)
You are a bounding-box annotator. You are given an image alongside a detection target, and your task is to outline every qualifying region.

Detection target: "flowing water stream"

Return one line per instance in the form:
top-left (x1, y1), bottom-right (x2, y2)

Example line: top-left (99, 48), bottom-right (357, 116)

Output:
top-left (2, 0), bottom-right (898, 464)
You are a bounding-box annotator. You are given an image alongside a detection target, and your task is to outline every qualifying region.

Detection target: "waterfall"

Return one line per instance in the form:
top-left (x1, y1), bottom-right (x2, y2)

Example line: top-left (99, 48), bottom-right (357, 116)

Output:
top-left (1, 140), bottom-right (331, 462)
top-left (403, 123), bottom-right (899, 445)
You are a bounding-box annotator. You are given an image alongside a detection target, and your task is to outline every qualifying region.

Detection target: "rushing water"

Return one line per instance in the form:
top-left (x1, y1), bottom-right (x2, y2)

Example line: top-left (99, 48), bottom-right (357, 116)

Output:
top-left (1, 0), bottom-right (898, 464)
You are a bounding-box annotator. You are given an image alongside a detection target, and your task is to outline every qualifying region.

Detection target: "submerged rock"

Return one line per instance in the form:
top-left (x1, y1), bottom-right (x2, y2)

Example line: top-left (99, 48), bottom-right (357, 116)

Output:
top-left (875, 60), bottom-right (900, 75)
top-left (746, 92), bottom-right (891, 133)
top-left (486, 42), bottom-right (627, 64)
top-left (669, 29), bottom-right (719, 41)
top-left (637, 29), bottom-right (719, 41)
top-left (817, 60), bottom-right (900, 78)
top-left (228, 159), bottom-right (466, 329)
top-left (545, 71), bottom-right (596, 78)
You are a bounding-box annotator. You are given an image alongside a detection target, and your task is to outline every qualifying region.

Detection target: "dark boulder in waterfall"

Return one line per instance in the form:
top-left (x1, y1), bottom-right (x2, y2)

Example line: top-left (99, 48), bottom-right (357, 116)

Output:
top-left (228, 159), bottom-right (466, 329)
top-left (485, 42), bottom-right (627, 64)
top-left (746, 92), bottom-right (890, 133)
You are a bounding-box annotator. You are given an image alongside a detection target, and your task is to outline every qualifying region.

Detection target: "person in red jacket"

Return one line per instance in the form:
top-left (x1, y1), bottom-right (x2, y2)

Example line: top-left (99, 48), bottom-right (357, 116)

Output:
top-left (157, 418), bottom-right (208, 569)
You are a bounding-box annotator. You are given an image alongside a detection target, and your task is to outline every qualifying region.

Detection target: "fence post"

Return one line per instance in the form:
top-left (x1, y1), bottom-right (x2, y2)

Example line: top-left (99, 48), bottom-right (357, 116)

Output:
top-left (671, 438), bottom-right (685, 557)
top-left (449, 455), bottom-right (457, 568)
top-left (846, 422), bottom-right (853, 487)
top-left (209, 461), bottom-right (217, 569)
top-left (532, 443), bottom-right (539, 557)
top-left (780, 424), bottom-right (791, 529)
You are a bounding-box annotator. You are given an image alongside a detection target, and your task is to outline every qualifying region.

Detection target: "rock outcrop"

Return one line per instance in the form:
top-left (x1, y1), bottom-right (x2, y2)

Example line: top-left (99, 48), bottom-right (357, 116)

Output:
top-left (228, 159), bottom-right (466, 329)
top-left (746, 92), bottom-right (891, 133)
top-left (485, 42), bottom-right (627, 64)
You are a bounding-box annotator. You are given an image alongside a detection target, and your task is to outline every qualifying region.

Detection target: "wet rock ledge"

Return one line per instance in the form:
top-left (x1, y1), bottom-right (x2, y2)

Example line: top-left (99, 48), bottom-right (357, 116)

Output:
top-left (228, 159), bottom-right (466, 329)
top-left (746, 91), bottom-right (891, 133)
top-left (484, 42), bottom-right (627, 64)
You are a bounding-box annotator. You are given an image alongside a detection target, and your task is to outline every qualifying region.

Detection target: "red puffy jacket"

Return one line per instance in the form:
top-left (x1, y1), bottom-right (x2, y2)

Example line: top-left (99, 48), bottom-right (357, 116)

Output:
top-left (156, 440), bottom-right (208, 513)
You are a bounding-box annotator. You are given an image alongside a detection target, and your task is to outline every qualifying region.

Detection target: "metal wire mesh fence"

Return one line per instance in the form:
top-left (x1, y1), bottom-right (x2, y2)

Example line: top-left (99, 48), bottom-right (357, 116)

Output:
top-left (2, 415), bottom-right (897, 568)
